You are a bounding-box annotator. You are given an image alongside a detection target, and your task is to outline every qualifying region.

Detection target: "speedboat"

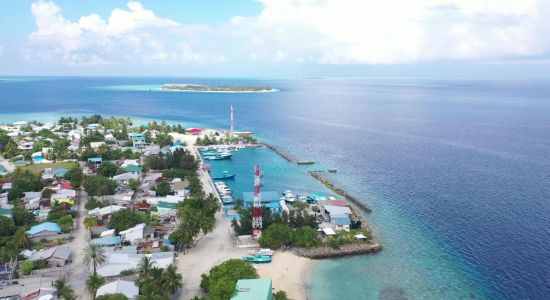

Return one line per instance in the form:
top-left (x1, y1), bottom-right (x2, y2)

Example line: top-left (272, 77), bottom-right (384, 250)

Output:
top-left (242, 255), bottom-right (272, 263)
top-left (213, 171), bottom-right (236, 180)
top-left (283, 190), bottom-right (295, 203)
top-left (252, 248), bottom-right (274, 256)
top-left (221, 196), bottom-right (234, 204)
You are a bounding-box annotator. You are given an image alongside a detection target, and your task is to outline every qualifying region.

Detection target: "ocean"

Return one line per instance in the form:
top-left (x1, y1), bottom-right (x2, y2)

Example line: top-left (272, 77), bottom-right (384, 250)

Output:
top-left (1, 77), bottom-right (550, 299)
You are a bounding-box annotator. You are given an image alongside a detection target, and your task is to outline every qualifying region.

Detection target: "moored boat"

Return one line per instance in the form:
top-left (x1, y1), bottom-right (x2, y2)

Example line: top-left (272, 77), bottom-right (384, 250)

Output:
top-left (242, 255), bottom-right (272, 263)
top-left (213, 171), bottom-right (236, 180)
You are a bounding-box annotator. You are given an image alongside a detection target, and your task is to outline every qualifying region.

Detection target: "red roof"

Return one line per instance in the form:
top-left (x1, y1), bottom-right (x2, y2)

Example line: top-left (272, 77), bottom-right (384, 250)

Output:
top-left (188, 128), bottom-right (202, 134)
top-left (61, 181), bottom-right (73, 189)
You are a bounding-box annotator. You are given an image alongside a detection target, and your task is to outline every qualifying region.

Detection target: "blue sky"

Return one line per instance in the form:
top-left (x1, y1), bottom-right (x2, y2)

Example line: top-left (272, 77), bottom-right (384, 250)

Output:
top-left (1, 0), bottom-right (549, 78)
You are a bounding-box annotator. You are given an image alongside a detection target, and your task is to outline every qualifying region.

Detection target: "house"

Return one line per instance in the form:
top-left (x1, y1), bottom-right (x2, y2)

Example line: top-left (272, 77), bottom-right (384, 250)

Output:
top-left (119, 223), bottom-right (146, 245)
top-left (90, 141), bottom-right (106, 150)
top-left (188, 128), bottom-right (202, 135)
top-left (128, 133), bottom-right (146, 149)
top-left (96, 279), bottom-right (139, 300)
top-left (91, 236), bottom-right (122, 247)
top-left (1, 182), bottom-right (12, 191)
top-left (86, 123), bottom-right (103, 131)
top-left (231, 279), bottom-right (273, 300)
top-left (100, 229), bottom-right (116, 238)
top-left (17, 141), bottom-right (34, 150)
top-left (122, 165), bottom-right (143, 176)
top-left (113, 172), bottom-right (139, 185)
top-left (0, 208), bottom-right (13, 219)
top-left (320, 205), bottom-right (352, 222)
top-left (88, 157), bottom-right (103, 165)
top-left (331, 215), bottom-right (351, 231)
top-left (88, 205), bottom-right (126, 222)
top-left (0, 165), bottom-right (8, 176)
top-left (97, 251), bottom-right (174, 277)
top-left (172, 179), bottom-right (189, 197)
top-left (41, 168), bottom-right (54, 180)
top-left (28, 245), bottom-right (71, 266)
top-left (23, 191), bottom-right (42, 210)
top-left (53, 168), bottom-right (69, 178)
top-left (26, 222), bottom-right (62, 238)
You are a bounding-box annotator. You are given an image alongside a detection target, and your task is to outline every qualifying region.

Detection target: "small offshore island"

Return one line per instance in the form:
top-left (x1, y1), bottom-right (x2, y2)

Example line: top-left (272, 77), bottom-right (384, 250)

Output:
top-left (0, 114), bottom-right (378, 300)
top-left (162, 83), bottom-right (277, 93)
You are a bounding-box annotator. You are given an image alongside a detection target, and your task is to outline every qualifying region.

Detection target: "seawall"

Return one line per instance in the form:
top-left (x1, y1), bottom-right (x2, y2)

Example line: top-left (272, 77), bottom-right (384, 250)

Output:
top-left (308, 170), bottom-right (372, 213)
top-left (294, 243), bottom-right (382, 259)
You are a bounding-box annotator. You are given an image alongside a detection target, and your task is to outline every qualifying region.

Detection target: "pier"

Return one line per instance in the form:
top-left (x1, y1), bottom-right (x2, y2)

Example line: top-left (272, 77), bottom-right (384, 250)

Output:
top-left (262, 143), bottom-right (316, 165)
top-left (308, 170), bottom-right (372, 213)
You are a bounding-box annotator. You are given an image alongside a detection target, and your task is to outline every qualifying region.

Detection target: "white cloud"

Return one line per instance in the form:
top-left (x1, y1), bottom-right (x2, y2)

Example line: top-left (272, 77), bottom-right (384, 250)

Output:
top-left (230, 0), bottom-right (548, 64)
top-left (25, 0), bottom-right (550, 67)
top-left (27, 0), bottom-right (218, 65)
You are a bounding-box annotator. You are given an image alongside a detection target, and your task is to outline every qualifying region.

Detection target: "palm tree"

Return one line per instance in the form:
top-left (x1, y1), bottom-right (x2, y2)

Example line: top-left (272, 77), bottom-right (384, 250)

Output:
top-left (83, 243), bottom-right (106, 274)
top-left (137, 256), bottom-right (155, 275)
top-left (85, 273), bottom-right (105, 299)
top-left (83, 216), bottom-right (98, 238)
top-left (13, 227), bottom-right (31, 249)
top-left (54, 277), bottom-right (77, 300)
top-left (162, 265), bottom-right (183, 295)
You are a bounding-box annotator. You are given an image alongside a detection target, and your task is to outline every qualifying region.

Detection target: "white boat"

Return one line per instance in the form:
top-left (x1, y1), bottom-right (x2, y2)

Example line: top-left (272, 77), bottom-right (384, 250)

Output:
top-left (283, 190), bottom-right (295, 203)
top-left (251, 248), bottom-right (274, 256)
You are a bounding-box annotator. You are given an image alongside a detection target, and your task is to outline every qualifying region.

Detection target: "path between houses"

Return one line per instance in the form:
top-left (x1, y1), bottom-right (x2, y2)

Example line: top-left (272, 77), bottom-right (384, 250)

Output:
top-left (67, 188), bottom-right (92, 300)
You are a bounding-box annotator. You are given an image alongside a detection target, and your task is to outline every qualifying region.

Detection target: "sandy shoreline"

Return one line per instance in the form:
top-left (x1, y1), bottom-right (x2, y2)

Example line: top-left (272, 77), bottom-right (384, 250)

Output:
top-left (255, 251), bottom-right (314, 300)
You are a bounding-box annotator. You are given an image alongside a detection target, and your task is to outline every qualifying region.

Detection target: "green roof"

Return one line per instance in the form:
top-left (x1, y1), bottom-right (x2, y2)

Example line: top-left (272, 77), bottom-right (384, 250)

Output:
top-left (231, 279), bottom-right (272, 300)
top-left (157, 201), bottom-right (177, 209)
top-left (0, 208), bottom-right (13, 216)
top-left (123, 165), bottom-right (143, 173)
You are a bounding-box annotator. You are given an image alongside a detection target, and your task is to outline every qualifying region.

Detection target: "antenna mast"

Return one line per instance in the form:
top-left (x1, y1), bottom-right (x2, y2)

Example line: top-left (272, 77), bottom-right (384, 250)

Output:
top-left (252, 164), bottom-right (263, 239)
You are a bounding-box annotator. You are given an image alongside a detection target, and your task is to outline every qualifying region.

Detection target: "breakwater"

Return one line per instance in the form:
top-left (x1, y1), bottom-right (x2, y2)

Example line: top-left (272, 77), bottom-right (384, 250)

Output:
top-left (294, 243), bottom-right (382, 259)
top-left (308, 170), bottom-right (372, 213)
top-left (262, 143), bottom-right (316, 165)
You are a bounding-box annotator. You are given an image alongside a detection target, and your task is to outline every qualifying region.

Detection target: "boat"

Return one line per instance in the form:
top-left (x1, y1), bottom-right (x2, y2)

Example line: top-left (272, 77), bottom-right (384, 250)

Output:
top-left (221, 196), bottom-right (234, 204)
top-left (204, 153), bottom-right (232, 160)
top-left (252, 248), bottom-right (274, 256)
top-left (213, 171), bottom-right (236, 180)
top-left (242, 255), bottom-right (272, 263)
top-left (282, 190), bottom-right (296, 203)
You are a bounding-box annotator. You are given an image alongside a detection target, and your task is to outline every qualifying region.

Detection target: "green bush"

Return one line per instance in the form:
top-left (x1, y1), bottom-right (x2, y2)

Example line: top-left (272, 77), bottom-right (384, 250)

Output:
top-left (20, 260), bottom-right (34, 275)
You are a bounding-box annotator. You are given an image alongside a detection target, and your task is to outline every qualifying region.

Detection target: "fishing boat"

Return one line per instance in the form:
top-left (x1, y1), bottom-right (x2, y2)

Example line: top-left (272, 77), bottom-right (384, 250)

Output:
top-left (204, 153), bottom-right (232, 160)
top-left (213, 171), bottom-right (236, 180)
top-left (242, 255), bottom-right (272, 263)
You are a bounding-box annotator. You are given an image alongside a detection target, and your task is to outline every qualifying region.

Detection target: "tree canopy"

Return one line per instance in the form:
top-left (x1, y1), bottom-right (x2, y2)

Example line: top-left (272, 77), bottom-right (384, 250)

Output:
top-left (84, 175), bottom-right (118, 197)
top-left (108, 209), bottom-right (148, 232)
top-left (200, 259), bottom-right (258, 300)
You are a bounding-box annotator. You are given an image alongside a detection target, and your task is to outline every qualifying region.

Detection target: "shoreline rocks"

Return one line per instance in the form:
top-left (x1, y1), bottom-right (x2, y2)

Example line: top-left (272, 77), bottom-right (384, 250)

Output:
top-left (293, 242), bottom-right (382, 259)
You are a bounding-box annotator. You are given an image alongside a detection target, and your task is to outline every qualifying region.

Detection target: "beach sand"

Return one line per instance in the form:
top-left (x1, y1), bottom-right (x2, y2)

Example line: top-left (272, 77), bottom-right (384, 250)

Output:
top-left (255, 251), bottom-right (314, 300)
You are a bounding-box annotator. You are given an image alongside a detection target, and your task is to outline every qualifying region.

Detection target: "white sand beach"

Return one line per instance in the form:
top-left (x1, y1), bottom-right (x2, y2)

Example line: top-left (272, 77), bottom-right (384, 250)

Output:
top-left (255, 251), bottom-right (314, 300)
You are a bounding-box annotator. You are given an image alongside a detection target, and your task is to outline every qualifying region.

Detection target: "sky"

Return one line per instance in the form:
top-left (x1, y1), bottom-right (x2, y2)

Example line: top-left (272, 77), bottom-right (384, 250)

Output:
top-left (1, 0), bottom-right (550, 78)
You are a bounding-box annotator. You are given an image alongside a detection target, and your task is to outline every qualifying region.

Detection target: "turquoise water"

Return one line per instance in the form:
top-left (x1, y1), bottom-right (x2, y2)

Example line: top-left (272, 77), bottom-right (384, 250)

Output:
top-left (207, 147), bottom-right (491, 299)
top-left (2, 77), bottom-right (550, 299)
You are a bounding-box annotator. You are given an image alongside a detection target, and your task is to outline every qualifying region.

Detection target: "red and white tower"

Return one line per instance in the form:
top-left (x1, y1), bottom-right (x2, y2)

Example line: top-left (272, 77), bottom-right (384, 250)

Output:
top-left (252, 164), bottom-right (263, 239)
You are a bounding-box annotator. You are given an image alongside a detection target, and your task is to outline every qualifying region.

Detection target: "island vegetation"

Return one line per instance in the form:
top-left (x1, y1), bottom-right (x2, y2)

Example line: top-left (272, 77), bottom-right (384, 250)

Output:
top-left (162, 83), bottom-right (275, 93)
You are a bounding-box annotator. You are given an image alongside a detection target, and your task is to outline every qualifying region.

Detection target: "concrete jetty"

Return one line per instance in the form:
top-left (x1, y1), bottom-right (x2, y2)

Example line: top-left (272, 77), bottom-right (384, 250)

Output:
top-left (308, 170), bottom-right (372, 213)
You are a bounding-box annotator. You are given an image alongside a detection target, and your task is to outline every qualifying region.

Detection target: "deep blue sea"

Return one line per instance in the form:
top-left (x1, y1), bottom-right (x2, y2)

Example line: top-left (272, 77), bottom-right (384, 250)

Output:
top-left (1, 77), bottom-right (550, 299)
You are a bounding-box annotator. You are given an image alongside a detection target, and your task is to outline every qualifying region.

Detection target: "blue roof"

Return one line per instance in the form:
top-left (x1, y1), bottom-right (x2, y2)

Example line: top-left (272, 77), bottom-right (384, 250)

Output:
top-left (53, 168), bottom-right (69, 176)
top-left (332, 216), bottom-right (351, 226)
top-left (26, 222), bottom-right (62, 236)
top-left (91, 236), bottom-right (122, 246)
top-left (88, 157), bottom-right (103, 162)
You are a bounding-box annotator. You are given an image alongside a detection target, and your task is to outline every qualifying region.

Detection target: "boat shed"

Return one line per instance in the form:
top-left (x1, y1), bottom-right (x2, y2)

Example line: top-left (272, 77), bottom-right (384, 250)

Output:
top-left (231, 279), bottom-right (273, 300)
